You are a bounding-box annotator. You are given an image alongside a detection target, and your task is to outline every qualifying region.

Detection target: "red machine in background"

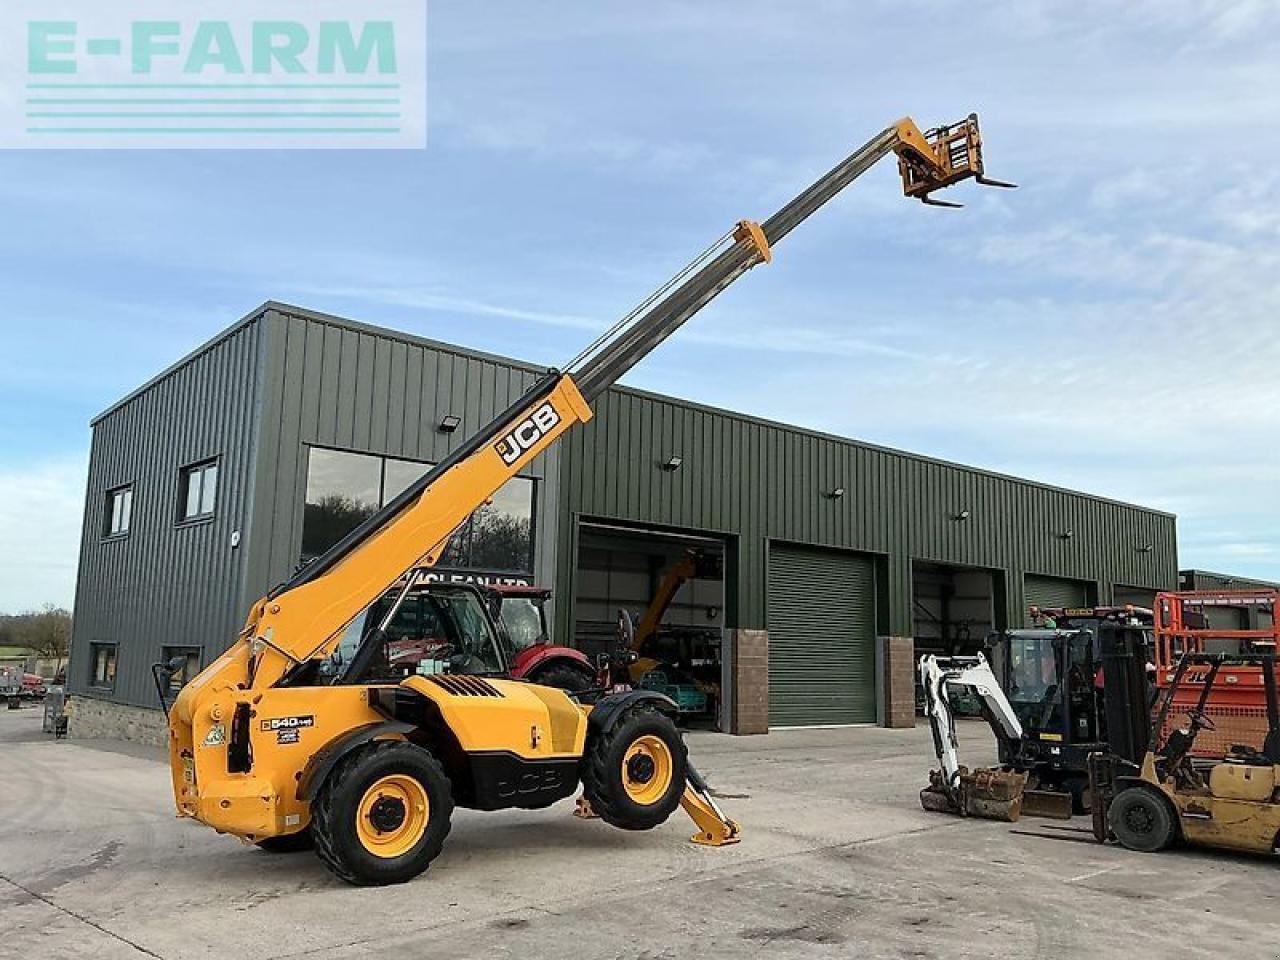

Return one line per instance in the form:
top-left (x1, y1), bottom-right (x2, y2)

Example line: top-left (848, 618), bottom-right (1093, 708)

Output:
top-left (1153, 589), bottom-right (1279, 757)
top-left (485, 584), bottom-right (598, 691)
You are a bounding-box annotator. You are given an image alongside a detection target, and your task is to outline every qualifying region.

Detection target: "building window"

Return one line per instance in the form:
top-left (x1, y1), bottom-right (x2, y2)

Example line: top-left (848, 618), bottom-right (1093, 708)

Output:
top-left (161, 645), bottom-right (202, 692)
top-left (301, 447), bottom-right (535, 574)
top-left (103, 485), bottom-right (133, 538)
top-left (89, 643), bottom-right (117, 690)
top-left (302, 449), bottom-right (382, 559)
top-left (179, 460), bottom-right (218, 522)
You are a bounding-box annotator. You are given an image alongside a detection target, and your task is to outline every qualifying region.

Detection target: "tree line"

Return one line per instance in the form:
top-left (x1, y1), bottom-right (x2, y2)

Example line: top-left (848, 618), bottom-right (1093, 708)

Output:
top-left (0, 605), bottom-right (73, 661)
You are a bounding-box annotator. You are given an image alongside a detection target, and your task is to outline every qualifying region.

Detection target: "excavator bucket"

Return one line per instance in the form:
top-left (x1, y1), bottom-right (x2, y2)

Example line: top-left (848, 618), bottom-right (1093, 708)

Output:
top-left (1020, 787), bottom-right (1075, 820)
top-left (895, 113), bottom-right (1016, 207)
top-left (920, 766), bottom-right (1028, 822)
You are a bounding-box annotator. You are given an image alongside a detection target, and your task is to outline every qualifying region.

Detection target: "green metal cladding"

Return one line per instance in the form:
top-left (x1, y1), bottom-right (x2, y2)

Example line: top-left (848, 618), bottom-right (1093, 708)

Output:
top-left (555, 386), bottom-right (1178, 639)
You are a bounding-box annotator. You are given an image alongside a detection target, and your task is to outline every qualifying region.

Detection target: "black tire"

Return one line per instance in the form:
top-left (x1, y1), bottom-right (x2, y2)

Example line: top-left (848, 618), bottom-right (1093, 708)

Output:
top-left (528, 662), bottom-right (595, 694)
top-left (1108, 787), bottom-right (1176, 853)
top-left (255, 827), bottom-right (313, 853)
top-left (311, 740), bottom-right (453, 886)
top-left (581, 706), bottom-right (687, 831)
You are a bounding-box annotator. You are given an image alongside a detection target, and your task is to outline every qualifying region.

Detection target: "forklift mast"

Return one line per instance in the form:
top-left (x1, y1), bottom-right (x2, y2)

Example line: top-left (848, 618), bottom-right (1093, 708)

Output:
top-left (220, 116), bottom-right (1012, 692)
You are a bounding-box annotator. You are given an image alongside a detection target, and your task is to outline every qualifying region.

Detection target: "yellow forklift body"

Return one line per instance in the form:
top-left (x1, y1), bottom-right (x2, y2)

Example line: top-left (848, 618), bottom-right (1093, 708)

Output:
top-left (399, 675), bottom-right (587, 757)
top-left (171, 670), bottom-right (589, 841)
top-left (1175, 790), bottom-right (1280, 854)
top-left (1209, 762), bottom-right (1276, 803)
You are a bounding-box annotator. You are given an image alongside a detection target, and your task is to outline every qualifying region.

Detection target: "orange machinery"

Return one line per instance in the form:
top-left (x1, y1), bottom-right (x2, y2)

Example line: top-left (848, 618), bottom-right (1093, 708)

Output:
top-left (1154, 589), bottom-right (1279, 757)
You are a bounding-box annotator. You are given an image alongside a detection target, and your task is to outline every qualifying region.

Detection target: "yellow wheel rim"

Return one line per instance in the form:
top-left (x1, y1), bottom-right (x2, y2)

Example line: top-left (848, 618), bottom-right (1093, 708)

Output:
top-left (622, 734), bottom-right (674, 805)
top-left (355, 774), bottom-right (430, 859)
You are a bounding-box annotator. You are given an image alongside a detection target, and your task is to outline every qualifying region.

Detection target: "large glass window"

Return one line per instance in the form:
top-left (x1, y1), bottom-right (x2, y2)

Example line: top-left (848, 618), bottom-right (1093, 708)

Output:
top-left (383, 457), bottom-right (431, 502)
top-left (302, 449), bottom-right (382, 559)
top-left (301, 447), bottom-right (535, 573)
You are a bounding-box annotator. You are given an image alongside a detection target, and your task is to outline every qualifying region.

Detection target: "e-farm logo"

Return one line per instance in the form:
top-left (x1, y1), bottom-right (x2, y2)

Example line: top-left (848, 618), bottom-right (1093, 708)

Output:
top-left (1, 1), bottom-right (426, 149)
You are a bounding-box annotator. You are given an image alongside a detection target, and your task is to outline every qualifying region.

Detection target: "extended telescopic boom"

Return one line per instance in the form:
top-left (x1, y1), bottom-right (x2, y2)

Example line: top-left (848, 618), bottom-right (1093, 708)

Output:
top-left (229, 114), bottom-right (1011, 689)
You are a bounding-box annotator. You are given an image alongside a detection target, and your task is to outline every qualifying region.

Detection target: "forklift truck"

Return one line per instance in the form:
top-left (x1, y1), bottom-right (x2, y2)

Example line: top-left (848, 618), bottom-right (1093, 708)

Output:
top-left (1091, 652), bottom-right (1280, 855)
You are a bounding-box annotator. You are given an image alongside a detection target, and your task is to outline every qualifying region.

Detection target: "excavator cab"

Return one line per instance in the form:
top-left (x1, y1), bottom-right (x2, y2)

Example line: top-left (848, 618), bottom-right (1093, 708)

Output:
top-left (987, 621), bottom-right (1151, 814)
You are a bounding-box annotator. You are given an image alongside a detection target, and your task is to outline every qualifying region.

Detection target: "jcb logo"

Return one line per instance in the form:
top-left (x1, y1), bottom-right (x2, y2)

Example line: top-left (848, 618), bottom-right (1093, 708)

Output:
top-left (494, 402), bottom-right (560, 466)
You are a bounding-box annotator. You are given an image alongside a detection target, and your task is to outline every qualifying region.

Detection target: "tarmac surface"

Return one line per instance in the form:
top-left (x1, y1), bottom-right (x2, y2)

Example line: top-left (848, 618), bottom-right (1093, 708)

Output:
top-left (1, 704), bottom-right (1276, 959)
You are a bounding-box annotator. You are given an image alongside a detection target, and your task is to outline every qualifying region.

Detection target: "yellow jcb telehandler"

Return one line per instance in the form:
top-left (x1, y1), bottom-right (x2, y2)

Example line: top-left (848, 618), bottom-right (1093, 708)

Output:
top-left (158, 114), bottom-right (1012, 885)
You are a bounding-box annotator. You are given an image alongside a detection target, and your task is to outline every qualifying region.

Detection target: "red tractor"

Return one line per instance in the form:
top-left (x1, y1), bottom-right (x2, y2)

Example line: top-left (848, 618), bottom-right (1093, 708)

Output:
top-left (483, 584), bottom-right (598, 692)
top-left (365, 580), bottom-right (598, 693)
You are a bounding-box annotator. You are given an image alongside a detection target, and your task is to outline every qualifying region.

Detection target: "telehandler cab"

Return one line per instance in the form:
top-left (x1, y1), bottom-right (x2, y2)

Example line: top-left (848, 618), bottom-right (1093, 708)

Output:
top-left (161, 114), bottom-right (1011, 885)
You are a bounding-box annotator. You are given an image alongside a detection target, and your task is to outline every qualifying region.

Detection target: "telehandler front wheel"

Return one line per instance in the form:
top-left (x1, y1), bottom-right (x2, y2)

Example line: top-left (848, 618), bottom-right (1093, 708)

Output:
top-left (312, 740), bottom-right (453, 886)
top-left (581, 706), bottom-right (687, 831)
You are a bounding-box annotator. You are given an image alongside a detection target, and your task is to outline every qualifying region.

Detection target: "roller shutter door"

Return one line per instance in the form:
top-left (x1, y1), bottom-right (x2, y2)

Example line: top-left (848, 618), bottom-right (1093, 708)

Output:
top-left (767, 545), bottom-right (876, 726)
top-left (1024, 574), bottom-right (1089, 624)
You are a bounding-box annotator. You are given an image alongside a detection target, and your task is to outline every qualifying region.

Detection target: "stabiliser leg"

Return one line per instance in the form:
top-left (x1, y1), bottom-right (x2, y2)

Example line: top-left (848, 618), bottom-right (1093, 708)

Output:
top-left (682, 763), bottom-right (741, 846)
top-left (572, 763), bottom-right (742, 846)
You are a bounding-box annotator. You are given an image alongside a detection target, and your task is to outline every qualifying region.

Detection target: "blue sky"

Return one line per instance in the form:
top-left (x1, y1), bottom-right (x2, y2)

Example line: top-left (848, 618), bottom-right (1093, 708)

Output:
top-left (2, 1), bottom-right (1279, 611)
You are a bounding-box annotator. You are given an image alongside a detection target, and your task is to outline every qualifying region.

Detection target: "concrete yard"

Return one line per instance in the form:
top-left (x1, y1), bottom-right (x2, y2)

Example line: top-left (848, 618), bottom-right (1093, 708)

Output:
top-left (1, 705), bottom-right (1275, 960)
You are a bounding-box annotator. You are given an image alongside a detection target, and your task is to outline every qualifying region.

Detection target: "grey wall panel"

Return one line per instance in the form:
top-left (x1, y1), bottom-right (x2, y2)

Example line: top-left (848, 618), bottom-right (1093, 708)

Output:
top-left (69, 318), bottom-right (266, 708)
top-left (249, 308), bottom-right (561, 608)
top-left (556, 388), bottom-right (1179, 639)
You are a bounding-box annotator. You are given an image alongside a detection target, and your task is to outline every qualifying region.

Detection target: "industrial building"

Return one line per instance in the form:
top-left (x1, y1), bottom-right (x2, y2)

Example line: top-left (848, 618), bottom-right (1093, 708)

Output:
top-left (68, 303), bottom-right (1180, 739)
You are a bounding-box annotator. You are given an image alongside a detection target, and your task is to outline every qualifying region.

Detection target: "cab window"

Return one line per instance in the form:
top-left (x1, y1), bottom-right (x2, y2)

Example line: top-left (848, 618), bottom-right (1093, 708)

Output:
top-left (320, 587), bottom-right (505, 683)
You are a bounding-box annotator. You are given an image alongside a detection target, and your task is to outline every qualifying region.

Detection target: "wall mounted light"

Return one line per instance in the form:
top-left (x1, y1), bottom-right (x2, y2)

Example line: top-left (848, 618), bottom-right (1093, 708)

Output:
top-left (706, 606), bottom-right (720, 621)
top-left (661, 455), bottom-right (684, 472)
top-left (825, 487), bottom-right (846, 499)
top-left (1058, 530), bottom-right (1075, 540)
top-left (953, 509), bottom-right (971, 522)
top-left (438, 415), bottom-right (461, 433)
top-left (1137, 543), bottom-right (1154, 553)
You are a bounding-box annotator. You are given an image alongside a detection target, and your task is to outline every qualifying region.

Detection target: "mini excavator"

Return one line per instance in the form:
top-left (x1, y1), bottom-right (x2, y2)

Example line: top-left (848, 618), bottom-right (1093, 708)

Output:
top-left (161, 114), bottom-right (1012, 885)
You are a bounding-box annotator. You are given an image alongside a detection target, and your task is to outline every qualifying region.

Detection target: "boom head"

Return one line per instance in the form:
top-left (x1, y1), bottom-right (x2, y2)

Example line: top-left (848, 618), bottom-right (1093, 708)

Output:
top-left (894, 113), bottom-right (1016, 208)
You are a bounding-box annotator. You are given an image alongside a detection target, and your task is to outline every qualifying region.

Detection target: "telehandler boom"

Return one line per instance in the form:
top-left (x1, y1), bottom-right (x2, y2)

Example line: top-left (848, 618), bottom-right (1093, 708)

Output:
top-left (165, 114), bottom-right (1011, 885)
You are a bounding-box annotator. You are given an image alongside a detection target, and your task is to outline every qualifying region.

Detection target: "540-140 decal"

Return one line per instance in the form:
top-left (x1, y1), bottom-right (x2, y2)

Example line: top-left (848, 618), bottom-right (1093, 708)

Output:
top-left (261, 715), bottom-right (314, 745)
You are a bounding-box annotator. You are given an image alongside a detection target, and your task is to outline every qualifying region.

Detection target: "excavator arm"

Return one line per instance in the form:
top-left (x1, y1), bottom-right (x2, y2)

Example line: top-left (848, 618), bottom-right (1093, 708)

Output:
top-left (919, 653), bottom-right (1030, 821)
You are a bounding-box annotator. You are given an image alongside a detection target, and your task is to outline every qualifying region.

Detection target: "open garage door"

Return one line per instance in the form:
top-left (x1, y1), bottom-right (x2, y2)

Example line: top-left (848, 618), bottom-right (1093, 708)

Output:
top-left (912, 562), bottom-right (996, 657)
top-left (1024, 574), bottom-right (1090, 624)
top-left (767, 544), bottom-right (876, 727)
top-left (574, 522), bottom-right (725, 729)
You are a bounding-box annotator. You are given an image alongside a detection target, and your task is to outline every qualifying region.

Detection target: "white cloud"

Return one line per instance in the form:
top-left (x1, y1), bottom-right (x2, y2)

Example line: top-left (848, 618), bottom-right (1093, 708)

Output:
top-left (0, 457), bottom-right (86, 612)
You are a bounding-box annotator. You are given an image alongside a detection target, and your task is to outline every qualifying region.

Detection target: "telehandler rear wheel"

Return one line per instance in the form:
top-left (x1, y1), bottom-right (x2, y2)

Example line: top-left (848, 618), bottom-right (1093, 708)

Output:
top-left (581, 706), bottom-right (687, 831)
top-left (312, 740), bottom-right (453, 886)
